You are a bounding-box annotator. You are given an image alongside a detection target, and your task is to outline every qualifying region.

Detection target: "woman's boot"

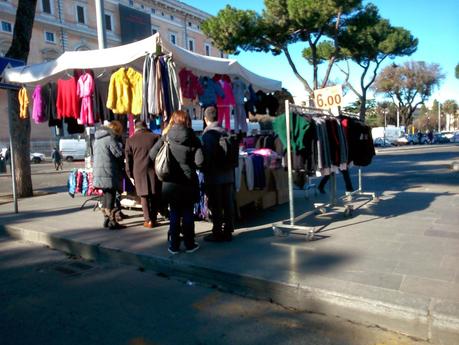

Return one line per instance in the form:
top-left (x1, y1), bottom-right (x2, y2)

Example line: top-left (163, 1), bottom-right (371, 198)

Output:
top-left (107, 209), bottom-right (126, 230)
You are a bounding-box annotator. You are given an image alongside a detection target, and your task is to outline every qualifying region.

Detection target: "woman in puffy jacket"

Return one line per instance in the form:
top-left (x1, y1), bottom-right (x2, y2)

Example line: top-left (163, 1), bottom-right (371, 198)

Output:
top-left (93, 120), bottom-right (125, 230)
top-left (149, 110), bottom-right (204, 254)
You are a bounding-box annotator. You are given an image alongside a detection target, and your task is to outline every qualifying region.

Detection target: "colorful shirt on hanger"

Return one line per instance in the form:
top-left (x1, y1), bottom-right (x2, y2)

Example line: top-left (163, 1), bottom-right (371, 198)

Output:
top-left (56, 77), bottom-right (79, 119)
top-left (18, 87), bottom-right (29, 119)
top-left (32, 85), bottom-right (47, 124)
top-left (77, 72), bottom-right (95, 125)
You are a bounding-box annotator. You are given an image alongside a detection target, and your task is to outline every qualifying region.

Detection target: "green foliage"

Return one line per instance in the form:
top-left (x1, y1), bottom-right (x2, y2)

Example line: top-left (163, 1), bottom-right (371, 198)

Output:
top-left (302, 41), bottom-right (335, 65)
top-left (375, 61), bottom-right (445, 125)
top-left (456, 63), bottom-right (459, 79)
top-left (443, 99), bottom-right (458, 115)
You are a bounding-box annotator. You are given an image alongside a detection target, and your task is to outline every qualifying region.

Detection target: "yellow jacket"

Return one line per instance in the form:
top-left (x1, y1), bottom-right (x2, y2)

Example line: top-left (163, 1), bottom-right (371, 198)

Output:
top-left (18, 87), bottom-right (29, 119)
top-left (106, 67), bottom-right (143, 115)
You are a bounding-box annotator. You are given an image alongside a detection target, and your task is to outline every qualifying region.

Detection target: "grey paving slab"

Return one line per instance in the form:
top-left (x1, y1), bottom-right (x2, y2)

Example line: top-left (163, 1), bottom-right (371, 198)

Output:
top-left (401, 276), bottom-right (459, 302)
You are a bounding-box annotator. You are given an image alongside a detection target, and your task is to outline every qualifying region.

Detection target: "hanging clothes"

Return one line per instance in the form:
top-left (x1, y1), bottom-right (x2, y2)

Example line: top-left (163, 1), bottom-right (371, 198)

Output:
top-left (232, 77), bottom-right (248, 133)
top-left (198, 76), bottom-right (224, 108)
top-left (106, 67), bottom-right (143, 115)
top-left (18, 87), bottom-right (29, 119)
top-left (43, 82), bottom-right (61, 128)
top-left (165, 55), bottom-right (181, 113)
top-left (179, 68), bottom-right (202, 100)
top-left (93, 79), bottom-right (114, 122)
top-left (215, 74), bottom-right (235, 130)
top-left (142, 53), bottom-right (155, 120)
top-left (77, 72), bottom-right (95, 125)
top-left (32, 85), bottom-right (46, 124)
top-left (56, 77), bottom-right (79, 119)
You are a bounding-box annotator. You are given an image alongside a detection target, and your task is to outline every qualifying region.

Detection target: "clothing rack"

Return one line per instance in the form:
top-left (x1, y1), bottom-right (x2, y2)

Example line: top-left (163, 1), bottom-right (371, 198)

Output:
top-left (272, 101), bottom-right (333, 239)
top-left (338, 111), bottom-right (377, 203)
top-left (272, 101), bottom-right (362, 238)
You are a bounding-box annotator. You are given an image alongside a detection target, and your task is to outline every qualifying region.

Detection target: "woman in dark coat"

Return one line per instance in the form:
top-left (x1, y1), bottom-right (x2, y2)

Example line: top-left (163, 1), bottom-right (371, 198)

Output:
top-left (93, 120), bottom-right (125, 229)
top-left (149, 110), bottom-right (204, 254)
top-left (125, 120), bottom-right (161, 228)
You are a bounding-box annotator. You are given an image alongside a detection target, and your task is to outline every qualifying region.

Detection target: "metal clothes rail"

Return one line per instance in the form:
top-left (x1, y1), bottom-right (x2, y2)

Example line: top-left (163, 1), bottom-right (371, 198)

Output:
top-left (272, 102), bottom-right (376, 239)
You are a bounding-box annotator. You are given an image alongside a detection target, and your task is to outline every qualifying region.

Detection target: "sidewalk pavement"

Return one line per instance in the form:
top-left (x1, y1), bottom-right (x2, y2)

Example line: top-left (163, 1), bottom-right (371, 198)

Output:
top-left (1, 184), bottom-right (458, 344)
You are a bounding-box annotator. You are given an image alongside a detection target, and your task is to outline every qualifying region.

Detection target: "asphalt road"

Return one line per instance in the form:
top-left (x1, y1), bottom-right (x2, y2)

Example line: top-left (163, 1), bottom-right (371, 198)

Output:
top-left (1, 144), bottom-right (458, 197)
top-left (0, 235), bottom-right (430, 345)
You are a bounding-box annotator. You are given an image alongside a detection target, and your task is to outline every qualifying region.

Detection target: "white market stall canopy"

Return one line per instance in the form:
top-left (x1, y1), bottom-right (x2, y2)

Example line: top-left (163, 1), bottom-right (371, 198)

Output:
top-left (4, 33), bottom-right (281, 92)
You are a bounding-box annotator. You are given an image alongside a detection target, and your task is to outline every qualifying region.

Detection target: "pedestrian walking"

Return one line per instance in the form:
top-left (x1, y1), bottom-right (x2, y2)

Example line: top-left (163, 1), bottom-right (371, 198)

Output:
top-left (93, 120), bottom-right (125, 230)
top-left (125, 120), bottom-right (161, 228)
top-left (201, 106), bottom-right (236, 242)
top-left (51, 147), bottom-right (63, 170)
top-left (149, 110), bottom-right (204, 254)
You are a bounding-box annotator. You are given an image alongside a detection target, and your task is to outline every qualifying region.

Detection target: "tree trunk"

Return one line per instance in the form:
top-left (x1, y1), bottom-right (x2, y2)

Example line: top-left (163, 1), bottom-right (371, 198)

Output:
top-left (5, 0), bottom-right (37, 198)
top-left (7, 90), bottom-right (33, 197)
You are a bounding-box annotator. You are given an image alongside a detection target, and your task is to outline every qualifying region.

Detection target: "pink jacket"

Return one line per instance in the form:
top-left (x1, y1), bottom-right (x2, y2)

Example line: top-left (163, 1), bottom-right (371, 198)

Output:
top-left (32, 85), bottom-right (45, 124)
top-left (77, 72), bottom-right (95, 125)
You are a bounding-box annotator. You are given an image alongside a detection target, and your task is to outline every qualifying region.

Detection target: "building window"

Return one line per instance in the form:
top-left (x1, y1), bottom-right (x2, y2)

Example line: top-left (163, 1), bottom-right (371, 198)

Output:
top-left (1, 21), bottom-right (12, 33)
top-left (105, 14), bottom-right (112, 31)
top-left (188, 39), bottom-right (194, 52)
top-left (128, 0), bottom-right (133, 6)
top-left (44, 31), bottom-right (55, 43)
top-left (220, 51), bottom-right (224, 58)
top-left (151, 8), bottom-right (155, 14)
top-left (188, 22), bottom-right (192, 27)
top-left (161, 12), bottom-right (164, 16)
top-left (170, 15), bottom-right (174, 21)
top-left (140, 4), bottom-right (144, 9)
top-left (152, 26), bottom-right (158, 35)
top-left (205, 43), bottom-right (211, 56)
top-left (42, 0), bottom-right (52, 14)
top-left (170, 33), bottom-right (176, 45)
top-left (76, 5), bottom-right (86, 24)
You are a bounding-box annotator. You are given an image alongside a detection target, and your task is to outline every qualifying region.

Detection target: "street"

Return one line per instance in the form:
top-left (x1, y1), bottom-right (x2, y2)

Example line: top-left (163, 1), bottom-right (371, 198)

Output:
top-left (0, 235), bottom-right (430, 345)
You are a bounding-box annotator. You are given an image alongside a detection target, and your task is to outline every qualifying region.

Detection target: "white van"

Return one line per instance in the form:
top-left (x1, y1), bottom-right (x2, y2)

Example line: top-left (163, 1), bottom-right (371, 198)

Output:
top-left (59, 138), bottom-right (87, 161)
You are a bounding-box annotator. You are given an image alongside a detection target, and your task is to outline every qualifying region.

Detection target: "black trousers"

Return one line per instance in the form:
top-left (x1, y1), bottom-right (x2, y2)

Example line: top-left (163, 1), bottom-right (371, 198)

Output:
top-left (318, 169), bottom-right (354, 192)
top-left (205, 183), bottom-right (235, 235)
top-left (102, 188), bottom-right (116, 209)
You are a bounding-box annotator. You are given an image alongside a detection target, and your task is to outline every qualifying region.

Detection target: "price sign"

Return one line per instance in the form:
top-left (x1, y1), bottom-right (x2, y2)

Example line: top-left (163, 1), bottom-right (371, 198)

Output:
top-left (313, 85), bottom-right (343, 109)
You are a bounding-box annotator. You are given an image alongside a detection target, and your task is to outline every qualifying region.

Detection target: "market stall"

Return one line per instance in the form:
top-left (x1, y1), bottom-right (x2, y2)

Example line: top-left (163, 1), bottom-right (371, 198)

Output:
top-left (4, 33), bottom-right (288, 215)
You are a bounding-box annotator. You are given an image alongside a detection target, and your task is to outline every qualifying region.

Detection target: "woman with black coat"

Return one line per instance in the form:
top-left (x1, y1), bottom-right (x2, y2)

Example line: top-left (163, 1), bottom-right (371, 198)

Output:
top-left (149, 110), bottom-right (204, 254)
top-left (93, 120), bottom-right (125, 230)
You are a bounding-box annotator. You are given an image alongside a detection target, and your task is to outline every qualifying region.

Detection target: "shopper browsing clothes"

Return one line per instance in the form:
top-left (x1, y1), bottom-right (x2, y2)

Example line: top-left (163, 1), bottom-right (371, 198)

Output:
top-left (93, 120), bottom-right (125, 230)
top-left (149, 110), bottom-right (203, 254)
top-left (125, 120), bottom-right (161, 228)
top-left (201, 106), bottom-right (236, 242)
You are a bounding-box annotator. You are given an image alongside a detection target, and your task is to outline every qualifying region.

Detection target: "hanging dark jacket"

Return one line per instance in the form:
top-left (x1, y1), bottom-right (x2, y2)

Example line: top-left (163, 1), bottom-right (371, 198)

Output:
top-left (149, 124), bottom-right (204, 206)
top-left (93, 127), bottom-right (124, 190)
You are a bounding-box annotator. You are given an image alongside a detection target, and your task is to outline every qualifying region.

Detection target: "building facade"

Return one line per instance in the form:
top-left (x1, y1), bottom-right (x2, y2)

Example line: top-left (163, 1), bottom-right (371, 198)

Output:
top-left (0, 0), bottom-right (221, 144)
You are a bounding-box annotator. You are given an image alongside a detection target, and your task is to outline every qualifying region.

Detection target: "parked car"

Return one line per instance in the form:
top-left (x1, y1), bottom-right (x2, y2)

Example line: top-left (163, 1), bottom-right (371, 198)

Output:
top-left (432, 133), bottom-right (450, 144)
top-left (395, 135), bottom-right (409, 146)
top-left (373, 137), bottom-right (394, 147)
top-left (450, 131), bottom-right (459, 143)
top-left (30, 152), bottom-right (45, 163)
top-left (407, 133), bottom-right (430, 145)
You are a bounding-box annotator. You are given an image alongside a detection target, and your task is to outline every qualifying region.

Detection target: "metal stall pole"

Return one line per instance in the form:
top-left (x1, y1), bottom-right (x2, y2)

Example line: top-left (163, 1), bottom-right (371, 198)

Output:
top-left (285, 100), bottom-right (295, 225)
top-left (7, 92), bottom-right (18, 213)
top-left (272, 102), bottom-right (316, 239)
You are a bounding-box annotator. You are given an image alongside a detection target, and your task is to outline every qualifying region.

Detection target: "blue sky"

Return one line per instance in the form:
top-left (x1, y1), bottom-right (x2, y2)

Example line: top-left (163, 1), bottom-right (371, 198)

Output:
top-left (183, 0), bottom-right (459, 106)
